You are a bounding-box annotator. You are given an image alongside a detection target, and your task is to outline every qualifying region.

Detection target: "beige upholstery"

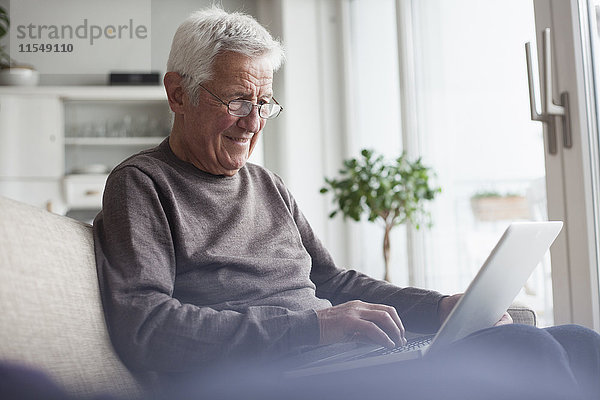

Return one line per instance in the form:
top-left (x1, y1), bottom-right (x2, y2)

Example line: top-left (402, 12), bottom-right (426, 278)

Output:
top-left (508, 304), bottom-right (537, 326)
top-left (0, 196), bottom-right (144, 399)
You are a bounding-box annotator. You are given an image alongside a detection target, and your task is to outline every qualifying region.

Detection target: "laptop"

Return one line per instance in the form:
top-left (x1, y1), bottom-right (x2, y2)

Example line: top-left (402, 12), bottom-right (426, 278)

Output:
top-left (287, 221), bottom-right (563, 377)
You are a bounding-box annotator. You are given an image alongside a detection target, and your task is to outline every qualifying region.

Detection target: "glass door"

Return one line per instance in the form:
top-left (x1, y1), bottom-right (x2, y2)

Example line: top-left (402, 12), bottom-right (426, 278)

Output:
top-left (344, 0), bottom-right (600, 329)
top-left (404, 0), bottom-right (554, 326)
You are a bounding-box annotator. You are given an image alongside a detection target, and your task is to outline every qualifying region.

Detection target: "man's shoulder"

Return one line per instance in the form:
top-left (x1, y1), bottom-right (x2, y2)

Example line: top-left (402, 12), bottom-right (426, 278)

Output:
top-left (111, 141), bottom-right (170, 177)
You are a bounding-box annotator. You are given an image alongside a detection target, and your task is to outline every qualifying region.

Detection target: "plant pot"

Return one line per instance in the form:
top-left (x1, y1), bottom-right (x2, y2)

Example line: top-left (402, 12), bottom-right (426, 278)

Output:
top-left (0, 67), bottom-right (39, 86)
top-left (470, 196), bottom-right (530, 221)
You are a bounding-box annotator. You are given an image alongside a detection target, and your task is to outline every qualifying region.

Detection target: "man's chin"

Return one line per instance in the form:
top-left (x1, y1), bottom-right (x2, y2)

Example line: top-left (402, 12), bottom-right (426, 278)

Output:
top-left (219, 157), bottom-right (249, 176)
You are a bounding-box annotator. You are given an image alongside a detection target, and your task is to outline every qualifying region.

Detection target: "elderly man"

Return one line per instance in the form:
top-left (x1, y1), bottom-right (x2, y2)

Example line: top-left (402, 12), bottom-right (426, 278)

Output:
top-left (94, 7), bottom-right (599, 399)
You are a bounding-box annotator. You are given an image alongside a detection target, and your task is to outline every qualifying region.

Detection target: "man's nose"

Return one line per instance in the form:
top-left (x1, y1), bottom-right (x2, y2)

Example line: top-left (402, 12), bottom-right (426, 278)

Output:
top-left (237, 106), bottom-right (262, 133)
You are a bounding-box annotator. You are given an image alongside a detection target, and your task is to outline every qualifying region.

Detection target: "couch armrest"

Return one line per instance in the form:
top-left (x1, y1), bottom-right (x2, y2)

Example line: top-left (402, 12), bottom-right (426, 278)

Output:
top-left (507, 305), bottom-right (537, 326)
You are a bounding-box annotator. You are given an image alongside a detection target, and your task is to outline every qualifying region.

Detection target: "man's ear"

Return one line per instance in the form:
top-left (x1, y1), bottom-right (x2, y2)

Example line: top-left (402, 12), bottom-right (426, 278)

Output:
top-left (164, 72), bottom-right (186, 114)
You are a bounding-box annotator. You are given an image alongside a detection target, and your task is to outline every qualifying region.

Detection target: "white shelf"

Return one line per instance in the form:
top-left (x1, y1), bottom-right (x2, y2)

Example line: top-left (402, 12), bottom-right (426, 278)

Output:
top-left (64, 137), bottom-right (165, 146)
top-left (0, 86), bottom-right (167, 101)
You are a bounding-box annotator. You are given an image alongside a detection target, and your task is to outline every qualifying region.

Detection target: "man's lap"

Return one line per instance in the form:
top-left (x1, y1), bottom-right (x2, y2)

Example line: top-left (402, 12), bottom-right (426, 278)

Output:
top-left (157, 324), bottom-right (599, 400)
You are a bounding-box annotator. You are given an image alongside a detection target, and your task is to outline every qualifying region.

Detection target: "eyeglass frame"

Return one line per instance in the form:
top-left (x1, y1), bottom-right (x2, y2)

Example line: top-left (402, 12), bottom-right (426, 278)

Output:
top-left (196, 82), bottom-right (283, 120)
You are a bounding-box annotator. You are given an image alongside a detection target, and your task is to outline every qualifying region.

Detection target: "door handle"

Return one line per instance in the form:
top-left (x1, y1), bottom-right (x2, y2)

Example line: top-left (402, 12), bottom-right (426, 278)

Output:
top-left (525, 41), bottom-right (547, 123)
top-left (525, 28), bottom-right (572, 154)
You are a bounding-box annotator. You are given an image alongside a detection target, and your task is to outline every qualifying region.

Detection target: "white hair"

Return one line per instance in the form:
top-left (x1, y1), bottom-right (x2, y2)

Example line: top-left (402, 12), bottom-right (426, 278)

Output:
top-left (166, 6), bottom-right (285, 105)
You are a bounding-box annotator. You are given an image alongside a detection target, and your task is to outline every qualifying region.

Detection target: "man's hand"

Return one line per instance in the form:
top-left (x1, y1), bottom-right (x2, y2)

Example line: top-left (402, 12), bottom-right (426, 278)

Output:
top-left (438, 294), bottom-right (462, 324)
top-left (494, 312), bottom-right (513, 326)
top-left (316, 300), bottom-right (407, 349)
top-left (438, 293), bottom-right (514, 326)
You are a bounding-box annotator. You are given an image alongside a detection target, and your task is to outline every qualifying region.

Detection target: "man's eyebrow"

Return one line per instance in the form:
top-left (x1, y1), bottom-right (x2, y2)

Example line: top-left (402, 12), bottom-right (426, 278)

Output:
top-left (229, 91), bottom-right (273, 100)
top-left (229, 90), bottom-right (273, 98)
top-left (229, 90), bottom-right (249, 97)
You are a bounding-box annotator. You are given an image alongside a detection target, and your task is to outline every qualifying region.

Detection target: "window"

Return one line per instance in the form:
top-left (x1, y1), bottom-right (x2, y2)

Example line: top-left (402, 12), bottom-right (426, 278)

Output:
top-left (346, 0), bottom-right (553, 325)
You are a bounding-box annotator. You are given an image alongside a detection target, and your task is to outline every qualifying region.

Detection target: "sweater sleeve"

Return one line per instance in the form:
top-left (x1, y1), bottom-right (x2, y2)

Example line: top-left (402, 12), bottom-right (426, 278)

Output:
top-left (93, 166), bottom-right (319, 373)
top-left (285, 187), bottom-right (446, 334)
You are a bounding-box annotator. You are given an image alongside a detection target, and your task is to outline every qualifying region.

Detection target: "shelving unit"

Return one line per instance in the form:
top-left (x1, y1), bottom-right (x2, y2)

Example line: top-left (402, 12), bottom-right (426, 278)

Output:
top-left (63, 93), bottom-right (170, 178)
top-left (64, 137), bottom-right (165, 146)
top-left (0, 86), bottom-right (170, 219)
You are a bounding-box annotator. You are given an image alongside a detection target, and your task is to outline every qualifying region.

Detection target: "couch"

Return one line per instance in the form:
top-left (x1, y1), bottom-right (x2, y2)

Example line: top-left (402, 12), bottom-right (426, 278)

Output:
top-left (0, 195), bottom-right (537, 399)
top-left (0, 195), bottom-right (145, 399)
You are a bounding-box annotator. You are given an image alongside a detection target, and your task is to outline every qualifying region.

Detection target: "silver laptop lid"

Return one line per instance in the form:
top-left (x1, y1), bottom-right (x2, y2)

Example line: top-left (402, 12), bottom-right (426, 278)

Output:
top-left (425, 221), bottom-right (563, 354)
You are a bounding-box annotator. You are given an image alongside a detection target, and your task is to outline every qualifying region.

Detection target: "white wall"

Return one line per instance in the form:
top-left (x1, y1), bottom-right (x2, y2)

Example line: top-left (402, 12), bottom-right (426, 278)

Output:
top-left (0, 0), bottom-right (255, 85)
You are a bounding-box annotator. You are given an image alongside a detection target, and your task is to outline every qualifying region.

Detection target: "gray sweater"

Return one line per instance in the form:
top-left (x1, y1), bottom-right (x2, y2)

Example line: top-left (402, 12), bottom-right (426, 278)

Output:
top-left (93, 138), bottom-right (444, 373)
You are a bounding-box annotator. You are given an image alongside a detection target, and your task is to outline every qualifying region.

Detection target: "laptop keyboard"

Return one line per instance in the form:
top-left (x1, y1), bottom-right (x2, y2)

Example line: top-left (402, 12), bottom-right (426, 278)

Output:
top-left (352, 334), bottom-right (435, 360)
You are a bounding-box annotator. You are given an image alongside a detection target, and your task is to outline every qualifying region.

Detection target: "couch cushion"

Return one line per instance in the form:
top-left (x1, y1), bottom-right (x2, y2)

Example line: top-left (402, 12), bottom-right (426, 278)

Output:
top-left (0, 196), bottom-right (144, 399)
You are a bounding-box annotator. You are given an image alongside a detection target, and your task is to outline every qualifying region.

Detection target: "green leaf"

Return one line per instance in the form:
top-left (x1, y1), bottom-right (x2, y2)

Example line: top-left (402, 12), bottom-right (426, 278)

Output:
top-left (320, 149), bottom-right (440, 238)
top-left (0, 7), bottom-right (9, 38)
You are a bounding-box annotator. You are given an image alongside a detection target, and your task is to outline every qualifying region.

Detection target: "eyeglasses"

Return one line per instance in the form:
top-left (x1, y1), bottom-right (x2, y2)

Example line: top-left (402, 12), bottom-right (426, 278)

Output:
top-left (199, 84), bottom-right (283, 120)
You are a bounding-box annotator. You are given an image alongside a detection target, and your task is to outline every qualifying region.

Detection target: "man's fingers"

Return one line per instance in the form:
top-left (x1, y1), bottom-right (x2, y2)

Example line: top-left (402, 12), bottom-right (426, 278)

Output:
top-left (366, 304), bottom-right (406, 344)
top-left (316, 300), bottom-right (407, 348)
top-left (352, 319), bottom-right (396, 349)
top-left (358, 308), bottom-right (406, 347)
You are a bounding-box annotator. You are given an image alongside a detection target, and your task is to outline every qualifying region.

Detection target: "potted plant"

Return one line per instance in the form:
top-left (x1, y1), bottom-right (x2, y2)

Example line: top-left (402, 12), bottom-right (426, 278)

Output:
top-left (320, 149), bottom-right (440, 282)
top-left (0, 6), bottom-right (39, 86)
top-left (470, 191), bottom-right (530, 221)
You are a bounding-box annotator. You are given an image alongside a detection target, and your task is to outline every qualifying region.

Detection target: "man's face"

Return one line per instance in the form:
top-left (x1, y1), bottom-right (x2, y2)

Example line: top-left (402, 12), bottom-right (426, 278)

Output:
top-left (177, 52), bottom-right (273, 176)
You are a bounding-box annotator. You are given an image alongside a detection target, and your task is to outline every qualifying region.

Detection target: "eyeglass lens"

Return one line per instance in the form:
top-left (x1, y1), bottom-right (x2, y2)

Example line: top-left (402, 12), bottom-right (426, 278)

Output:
top-left (228, 100), bottom-right (281, 119)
